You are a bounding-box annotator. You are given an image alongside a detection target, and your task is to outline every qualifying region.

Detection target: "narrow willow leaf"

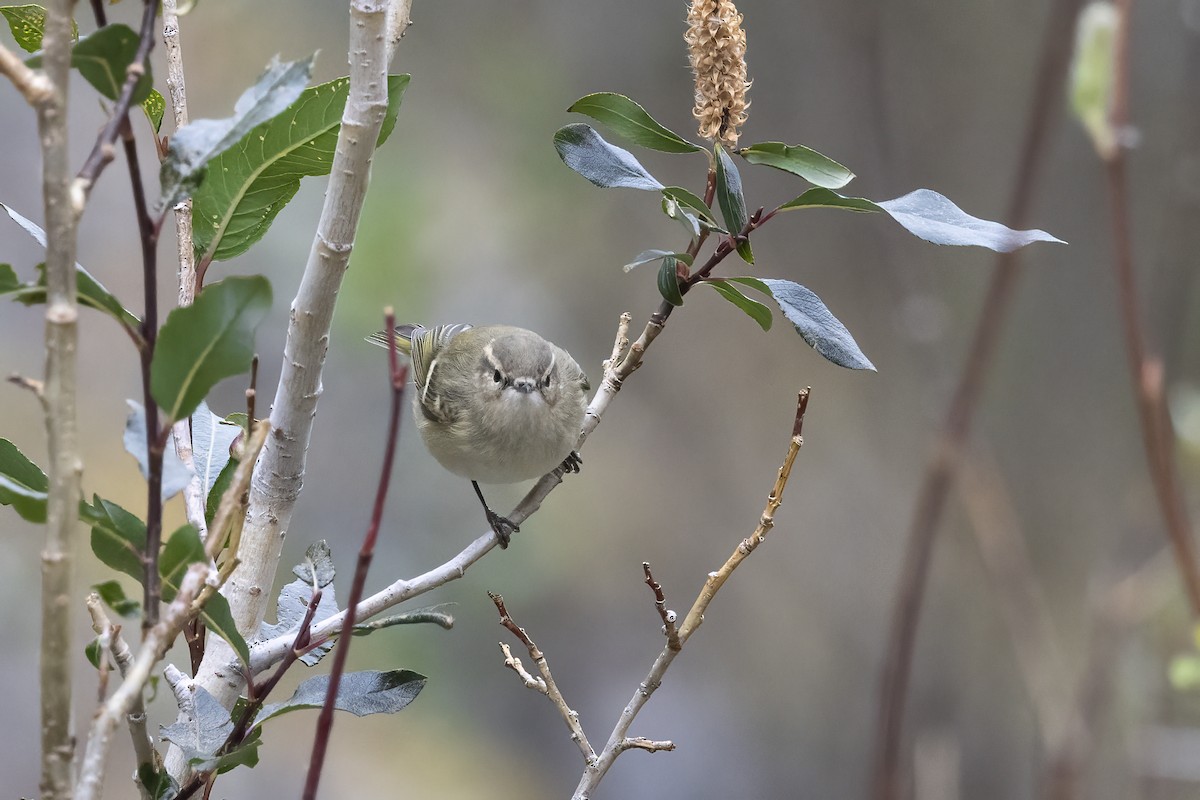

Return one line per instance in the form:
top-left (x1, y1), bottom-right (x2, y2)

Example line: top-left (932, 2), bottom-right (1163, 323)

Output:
top-left (1069, 2), bottom-right (1119, 159)
top-left (778, 187), bottom-right (881, 214)
top-left (553, 124), bottom-right (664, 191)
top-left (738, 142), bottom-right (855, 189)
top-left (92, 579), bottom-right (141, 617)
top-left (159, 525), bottom-right (204, 603)
top-left (877, 189), bottom-right (1065, 252)
top-left (161, 55), bottom-right (316, 207)
top-left (662, 197), bottom-right (701, 241)
top-left (87, 496), bottom-right (147, 583)
top-left (137, 764), bottom-right (177, 800)
top-left (0, 203), bottom-right (141, 330)
top-left (191, 74), bottom-right (410, 264)
top-left (715, 145), bottom-right (753, 263)
top-left (701, 280), bottom-right (773, 332)
top-left (124, 400), bottom-right (196, 499)
top-left (0, 437), bottom-right (48, 522)
top-left (623, 249), bottom-right (693, 273)
top-left (0, 4), bottom-right (77, 53)
top-left (661, 186), bottom-right (717, 223)
top-left (656, 257), bottom-right (684, 306)
top-left (150, 276), bottom-right (272, 422)
top-left (202, 592), bottom-right (250, 665)
top-left (253, 670), bottom-right (426, 727)
top-left (760, 279), bottom-right (875, 371)
top-left (190, 401), bottom-right (241, 510)
top-left (567, 92), bottom-right (703, 154)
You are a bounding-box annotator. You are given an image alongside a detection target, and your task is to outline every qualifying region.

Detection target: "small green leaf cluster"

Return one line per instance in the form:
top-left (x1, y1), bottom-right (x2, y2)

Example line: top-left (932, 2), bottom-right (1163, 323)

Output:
top-left (554, 93), bottom-right (1064, 371)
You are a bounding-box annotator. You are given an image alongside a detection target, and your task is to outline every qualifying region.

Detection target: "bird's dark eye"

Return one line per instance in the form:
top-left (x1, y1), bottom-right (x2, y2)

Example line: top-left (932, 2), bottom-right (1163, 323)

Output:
top-left (493, 369), bottom-right (503, 384)
top-left (542, 374), bottom-right (552, 388)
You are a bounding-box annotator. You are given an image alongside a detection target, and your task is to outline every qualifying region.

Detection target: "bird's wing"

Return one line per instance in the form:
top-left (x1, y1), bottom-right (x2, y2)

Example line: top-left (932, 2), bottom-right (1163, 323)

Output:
top-left (410, 323), bottom-right (473, 423)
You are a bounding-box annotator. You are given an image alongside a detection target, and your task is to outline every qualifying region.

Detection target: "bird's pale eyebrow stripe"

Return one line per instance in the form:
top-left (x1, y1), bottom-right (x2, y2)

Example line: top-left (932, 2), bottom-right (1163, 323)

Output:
top-left (422, 357), bottom-right (440, 407)
top-left (544, 350), bottom-right (556, 379)
top-left (481, 341), bottom-right (503, 373)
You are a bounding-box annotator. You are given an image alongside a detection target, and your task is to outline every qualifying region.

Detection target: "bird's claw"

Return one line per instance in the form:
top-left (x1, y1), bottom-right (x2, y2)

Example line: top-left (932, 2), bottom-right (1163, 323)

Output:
top-left (559, 450), bottom-right (583, 475)
top-left (486, 509), bottom-right (520, 548)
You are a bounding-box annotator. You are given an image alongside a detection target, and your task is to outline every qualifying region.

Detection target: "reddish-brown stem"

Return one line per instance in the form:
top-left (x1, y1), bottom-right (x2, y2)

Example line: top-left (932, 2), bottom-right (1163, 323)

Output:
top-left (301, 311), bottom-right (408, 800)
top-left (1102, 0), bottom-right (1200, 616)
top-left (871, 1), bottom-right (1084, 797)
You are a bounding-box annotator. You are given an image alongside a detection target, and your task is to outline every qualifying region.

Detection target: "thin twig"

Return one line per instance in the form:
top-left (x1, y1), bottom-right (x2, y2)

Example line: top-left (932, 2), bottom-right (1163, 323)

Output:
top-left (76, 565), bottom-right (208, 800)
top-left (491, 593), bottom-right (595, 763)
top-left (36, 2), bottom-right (82, 797)
top-left (301, 309), bottom-right (408, 800)
top-left (871, 2), bottom-right (1084, 795)
top-left (86, 595), bottom-right (158, 800)
top-left (74, 0), bottom-right (160, 192)
top-left (1100, 0), bottom-right (1200, 617)
top-left (0, 41), bottom-right (54, 105)
top-left (643, 562), bottom-right (680, 650)
top-left (573, 391), bottom-right (810, 799)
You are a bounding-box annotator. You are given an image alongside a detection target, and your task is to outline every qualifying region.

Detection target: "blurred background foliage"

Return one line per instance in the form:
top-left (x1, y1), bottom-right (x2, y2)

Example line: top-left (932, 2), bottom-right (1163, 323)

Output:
top-left (2, 0), bottom-right (1200, 797)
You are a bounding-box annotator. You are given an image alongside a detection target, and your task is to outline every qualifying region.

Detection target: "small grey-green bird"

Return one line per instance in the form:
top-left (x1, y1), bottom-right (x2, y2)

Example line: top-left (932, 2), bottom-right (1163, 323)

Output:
top-left (368, 323), bottom-right (589, 546)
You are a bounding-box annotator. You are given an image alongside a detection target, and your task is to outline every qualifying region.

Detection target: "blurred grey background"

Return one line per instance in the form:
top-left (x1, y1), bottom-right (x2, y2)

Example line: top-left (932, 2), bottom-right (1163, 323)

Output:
top-left (2, 0), bottom-right (1199, 797)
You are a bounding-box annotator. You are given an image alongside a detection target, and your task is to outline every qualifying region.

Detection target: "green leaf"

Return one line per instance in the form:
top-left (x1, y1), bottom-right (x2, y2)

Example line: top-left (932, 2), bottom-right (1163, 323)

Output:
top-left (0, 203), bottom-right (141, 331)
top-left (150, 276), bottom-right (272, 422)
top-left (661, 196), bottom-right (701, 241)
top-left (714, 145), bottom-right (752, 263)
top-left (159, 525), bottom-right (205, 603)
top-left (124, 400), bottom-right (196, 499)
top-left (623, 249), bottom-right (693, 273)
top-left (137, 764), bottom-right (177, 800)
top-left (701, 280), bottom-right (773, 332)
top-left (28, 24), bottom-right (153, 104)
top-left (201, 592), bottom-right (249, 665)
top-left (0, 4), bottom-right (77, 53)
top-left (0, 263), bottom-right (19, 292)
top-left (87, 496), bottom-right (147, 583)
top-left (661, 186), bottom-right (718, 224)
top-left (656, 257), bottom-right (684, 307)
top-left (92, 579), bottom-right (141, 617)
top-left (1070, 2), bottom-right (1119, 159)
top-left (553, 124), bottom-right (664, 191)
top-left (204, 456), bottom-right (238, 528)
top-left (0, 437), bottom-right (48, 522)
top-left (877, 189), bottom-right (1065, 252)
top-left (161, 55), bottom-right (316, 208)
top-left (142, 89), bottom-right (166, 133)
top-left (737, 142), bottom-right (855, 189)
top-left (567, 93), bottom-right (703, 154)
top-left (778, 187), bottom-right (881, 214)
top-left (253, 669), bottom-right (426, 727)
top-left (85, 638), bottom-right (102, 669)
top-left (191, 73), bottom-right (410, 265)
top-left (757, 279), bottom-right (875, 371)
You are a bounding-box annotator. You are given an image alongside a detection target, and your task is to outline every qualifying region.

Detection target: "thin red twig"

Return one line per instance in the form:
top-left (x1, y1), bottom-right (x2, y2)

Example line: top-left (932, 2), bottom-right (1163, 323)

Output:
top-left (301, 310), bottom-right (408, 800)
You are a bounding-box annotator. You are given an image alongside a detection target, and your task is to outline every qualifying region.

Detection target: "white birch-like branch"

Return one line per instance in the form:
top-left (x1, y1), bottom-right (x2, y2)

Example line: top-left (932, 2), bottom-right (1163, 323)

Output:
top-left (165, 0), bottom-right (410, 781)
top-left (0, 40), bottom-right (54, 105)
top-left (35, 2), bottom-right (83, 798)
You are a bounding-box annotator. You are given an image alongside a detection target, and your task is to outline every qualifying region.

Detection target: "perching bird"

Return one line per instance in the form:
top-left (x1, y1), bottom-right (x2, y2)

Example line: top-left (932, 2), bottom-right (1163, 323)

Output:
top-left (368, 323), bottom-right (589, 546)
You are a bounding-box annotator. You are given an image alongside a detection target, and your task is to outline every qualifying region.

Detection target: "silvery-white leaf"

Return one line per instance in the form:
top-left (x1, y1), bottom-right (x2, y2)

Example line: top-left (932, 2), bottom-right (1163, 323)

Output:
top-left (190, 401), bottom-right (241, 507)
top-left (124, 400), bottom-right (195, 500)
